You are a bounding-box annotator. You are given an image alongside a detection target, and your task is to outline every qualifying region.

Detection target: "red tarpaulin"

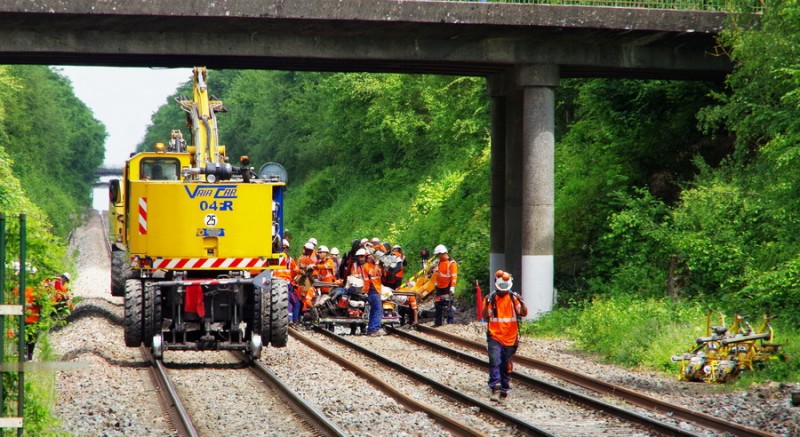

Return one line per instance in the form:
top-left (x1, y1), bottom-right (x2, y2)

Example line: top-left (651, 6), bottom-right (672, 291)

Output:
top-left (184, 284), bottom-right (205, 317)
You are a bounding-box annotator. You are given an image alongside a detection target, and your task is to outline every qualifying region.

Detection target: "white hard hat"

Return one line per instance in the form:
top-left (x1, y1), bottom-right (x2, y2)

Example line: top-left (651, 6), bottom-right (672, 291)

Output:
top-left (282, 239), bottom-right (290, 248)
top-left (360, 238), bottom-right (368, 245)
top-left (355, 248), bottom-right (367, 256)
top-left (371, 237), bottom-right (381, 243)
top-left (392, 244), bottom-right (402, 250)
top-left (61, 272), bottom-right (72, 282)
top-left (433, 244), bottom-right (448, 255)
top-left (307, 238), bottom-right (318, 246)
top-left (495, 276), bottom-right (513, 291)
top-left (303, 242), bottom-right (315, 250)
top-left (331, 247), bottom-right (340, 255)
top-left (318, 245), bottom-right (329, 253)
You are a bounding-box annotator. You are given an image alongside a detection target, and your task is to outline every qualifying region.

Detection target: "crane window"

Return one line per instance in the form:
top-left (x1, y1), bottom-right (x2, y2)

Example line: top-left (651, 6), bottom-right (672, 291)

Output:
top-left (141, 158), bottom-right (179, 181)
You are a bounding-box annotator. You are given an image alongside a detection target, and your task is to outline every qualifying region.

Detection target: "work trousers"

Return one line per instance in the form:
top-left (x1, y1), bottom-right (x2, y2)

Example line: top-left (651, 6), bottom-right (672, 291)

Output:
top-left (487, 336), bottom-right (518, 393)
top-left (433, 288), bottom-right (454, 326)
top-left (287, 284), bottom-right (300, 323)
top-left (367, 291), bottom-right (382, 333)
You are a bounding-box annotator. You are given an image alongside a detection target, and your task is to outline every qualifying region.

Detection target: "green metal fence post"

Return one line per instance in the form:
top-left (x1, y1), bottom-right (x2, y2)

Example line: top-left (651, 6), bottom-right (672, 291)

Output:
top-left (0, 213), bottom-right (5, 418)
top-left (17, 214), bottom-right (25, 437)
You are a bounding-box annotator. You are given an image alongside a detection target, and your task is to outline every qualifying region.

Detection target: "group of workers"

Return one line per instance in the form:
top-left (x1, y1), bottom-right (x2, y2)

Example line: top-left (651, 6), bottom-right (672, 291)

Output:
top-left (272, 235), bottom-right (462, 335)
top-left (6, 264), bottom-right (73, 360)
top-left (272, 234), bottom-right (528, 402)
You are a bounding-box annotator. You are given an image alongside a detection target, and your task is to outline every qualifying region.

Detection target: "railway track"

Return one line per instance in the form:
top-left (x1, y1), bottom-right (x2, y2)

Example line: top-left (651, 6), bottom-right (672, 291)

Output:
top-left (407, 324), bottom-right (777, 437)
top-left (151, 349), bottom-right (343, 436)
top-left (89, 208), bottom-right (784, 436)
top-left (293, 326), bottom-right (677, 436)
top-left (101, 211), bottom-right (344, 436)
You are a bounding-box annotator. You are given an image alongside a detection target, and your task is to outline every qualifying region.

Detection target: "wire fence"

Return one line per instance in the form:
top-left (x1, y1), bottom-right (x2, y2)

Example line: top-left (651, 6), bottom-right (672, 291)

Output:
top-left (443, 0), bottom-right (763, 12)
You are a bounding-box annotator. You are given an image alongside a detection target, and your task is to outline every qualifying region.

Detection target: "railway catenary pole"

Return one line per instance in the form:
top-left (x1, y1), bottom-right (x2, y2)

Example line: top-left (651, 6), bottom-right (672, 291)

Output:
top-left (0, 213), bottom-right (4, 411)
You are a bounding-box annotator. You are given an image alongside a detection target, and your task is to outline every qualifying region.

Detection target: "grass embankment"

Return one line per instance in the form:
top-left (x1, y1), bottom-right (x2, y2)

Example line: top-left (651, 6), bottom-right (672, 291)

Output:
top-left (527, 295), bottom-right (799, 386)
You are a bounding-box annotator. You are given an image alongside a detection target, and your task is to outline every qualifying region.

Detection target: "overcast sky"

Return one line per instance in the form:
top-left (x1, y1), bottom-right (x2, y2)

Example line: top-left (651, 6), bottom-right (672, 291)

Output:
top-left (57, 66), bottom-right (190, 167)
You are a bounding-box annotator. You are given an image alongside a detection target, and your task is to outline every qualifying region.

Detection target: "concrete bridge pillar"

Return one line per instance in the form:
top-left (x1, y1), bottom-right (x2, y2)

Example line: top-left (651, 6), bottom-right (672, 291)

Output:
top-left (519, 64), bottom-right (559, 319)
top-left (488, 75), bottom-right (507, 289)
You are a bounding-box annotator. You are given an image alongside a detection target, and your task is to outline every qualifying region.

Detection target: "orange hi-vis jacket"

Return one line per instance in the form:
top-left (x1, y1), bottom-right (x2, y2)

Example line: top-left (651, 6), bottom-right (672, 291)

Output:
top-left (274, 255), bottom-right (298, 284)
top-left (349, 263), bottom-right (365, 280)
top-left (435, 258), bottom-right (458, 289)
top-left (364, 261), bottom-right (383, 294)
top-left (298, 254), bottom-right (316, 272)
top-left (24, 287), bottom-right (40, 324)
top-left (486, 292), bottom-right (524, 347)
top-left (315, 257), bottom-right (336, 293)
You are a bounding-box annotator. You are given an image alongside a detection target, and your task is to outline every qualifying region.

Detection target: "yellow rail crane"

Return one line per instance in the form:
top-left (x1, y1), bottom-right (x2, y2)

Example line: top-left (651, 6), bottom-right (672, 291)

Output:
top-left (108, 67), bottom-right (288, 359)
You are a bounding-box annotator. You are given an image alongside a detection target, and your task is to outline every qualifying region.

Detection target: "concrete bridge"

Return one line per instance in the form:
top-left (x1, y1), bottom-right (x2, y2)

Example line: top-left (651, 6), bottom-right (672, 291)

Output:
top-left (0, 0), bottom-right (737, 318)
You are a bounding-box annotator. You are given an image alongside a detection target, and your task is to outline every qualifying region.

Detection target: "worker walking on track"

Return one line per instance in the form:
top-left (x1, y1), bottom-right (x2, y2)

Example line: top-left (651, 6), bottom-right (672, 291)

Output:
top-left (432, 244), bottom-right (458, 327)
top-left (482, 270), bottom-right (527, 402)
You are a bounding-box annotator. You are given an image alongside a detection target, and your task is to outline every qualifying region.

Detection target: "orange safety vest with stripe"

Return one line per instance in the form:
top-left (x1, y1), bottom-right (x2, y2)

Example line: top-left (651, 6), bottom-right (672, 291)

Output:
top-left (486, 292), bottom-right (524, 347)
top-left (435, 258), bottom-right (458, 289)
top-left (364, 261), bottom-right (383, 294)
top-left (273, 255), bottom-right (298, 284)
top-left (298, 254), bottom-right (316, 272)
top-left (315, 257), bottom-right (336, 293)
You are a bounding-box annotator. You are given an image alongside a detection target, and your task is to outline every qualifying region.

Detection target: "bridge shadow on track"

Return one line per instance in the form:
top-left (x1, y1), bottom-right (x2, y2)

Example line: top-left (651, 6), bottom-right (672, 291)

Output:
top-left (52, 302), bottom-right (124, 331)
top-left (59, 348), bottom-right (149, 368)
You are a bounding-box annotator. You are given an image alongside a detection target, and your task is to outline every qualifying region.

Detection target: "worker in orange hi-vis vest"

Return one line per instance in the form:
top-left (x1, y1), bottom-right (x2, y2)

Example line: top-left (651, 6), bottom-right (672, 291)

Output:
top-left (482, 270), bottom-right (528, 403)
top-left (314, 246), bottom-right (340, 293)
top-left (274, 239), bottom-right (300, 323)
top-left (432, 244), bottom-right (458, 327)
top-left (363, 253), bottom-right (385, 336)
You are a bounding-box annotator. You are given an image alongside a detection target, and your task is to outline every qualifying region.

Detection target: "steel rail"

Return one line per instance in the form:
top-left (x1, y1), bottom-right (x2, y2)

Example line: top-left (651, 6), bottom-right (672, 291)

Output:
top-left (416, 325), bottom-right (776, 437)
top-left (300, 326), bottom-right (556, 437)
top-left (141, 345), bottom-right (198, 437)
top-left (104, 215), bottom-right (195, 436)
top-left (231, 352), bottom-right (348, 437)
top-left (389, 327), bottom-right (697, 436)
top-left (288, 327), bottom-right (489, 437)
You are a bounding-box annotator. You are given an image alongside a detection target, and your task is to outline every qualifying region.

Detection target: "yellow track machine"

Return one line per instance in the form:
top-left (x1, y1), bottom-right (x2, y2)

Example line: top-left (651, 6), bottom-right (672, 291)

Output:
top-left (671, 312), bottom-right (785, 383)
top-left (109, 68), bottom-right (288, 359)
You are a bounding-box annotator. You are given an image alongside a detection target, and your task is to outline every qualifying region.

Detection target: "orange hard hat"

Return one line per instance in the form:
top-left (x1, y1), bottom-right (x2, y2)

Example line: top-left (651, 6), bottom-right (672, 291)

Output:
top-left (495, 270), bottom-right (505, 278)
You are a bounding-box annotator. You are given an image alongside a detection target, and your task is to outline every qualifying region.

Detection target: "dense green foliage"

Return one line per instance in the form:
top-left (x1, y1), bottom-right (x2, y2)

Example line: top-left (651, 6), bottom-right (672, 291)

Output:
top-left (1, 66), bottom-right (106, 237)
top-left (534, 0), bottom-right (800, 379)
top-left (1, 65), bottom-right (97, 434)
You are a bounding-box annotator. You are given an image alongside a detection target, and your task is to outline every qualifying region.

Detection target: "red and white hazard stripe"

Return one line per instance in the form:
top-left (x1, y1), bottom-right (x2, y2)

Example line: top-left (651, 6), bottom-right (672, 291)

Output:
top-left (138, 197), bottom-right (147, 235)
top-left (150, 258), bottom-right (269, 270)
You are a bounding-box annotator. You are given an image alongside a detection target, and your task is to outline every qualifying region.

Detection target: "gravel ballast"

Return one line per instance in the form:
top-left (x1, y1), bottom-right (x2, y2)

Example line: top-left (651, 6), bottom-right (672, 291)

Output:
top-left (48, 211), bottom-right (799, 436)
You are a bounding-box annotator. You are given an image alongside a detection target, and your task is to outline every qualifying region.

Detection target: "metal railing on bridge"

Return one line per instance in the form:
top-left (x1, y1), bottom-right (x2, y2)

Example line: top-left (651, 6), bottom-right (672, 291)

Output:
top-left (445, 0), bottom-right (763, 12)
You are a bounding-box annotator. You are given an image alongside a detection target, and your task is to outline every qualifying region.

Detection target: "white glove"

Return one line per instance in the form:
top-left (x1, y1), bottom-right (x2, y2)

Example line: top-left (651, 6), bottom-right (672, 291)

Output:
top-left (449, 286), bottom-right (455, 293)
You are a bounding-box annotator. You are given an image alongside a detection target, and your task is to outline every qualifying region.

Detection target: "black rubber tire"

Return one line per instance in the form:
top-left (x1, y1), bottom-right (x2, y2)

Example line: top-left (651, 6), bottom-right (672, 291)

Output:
top-left (111, 249), bottom-right (131, 297)
top-left (143, 281), bottom-right (162, 341)
top-left (249, 284), bottom-right (262, 338)
top-left (263, 278), bottom-right (289, 347)
top-left (124, 279), bottom-right (144, 347)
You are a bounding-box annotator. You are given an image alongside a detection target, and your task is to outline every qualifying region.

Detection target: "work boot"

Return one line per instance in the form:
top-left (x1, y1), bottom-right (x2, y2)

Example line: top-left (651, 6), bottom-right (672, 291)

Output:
top-left (489, 387), bottom-right (499, 402)
top-left (499, 391), bottom-right (508, 402)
